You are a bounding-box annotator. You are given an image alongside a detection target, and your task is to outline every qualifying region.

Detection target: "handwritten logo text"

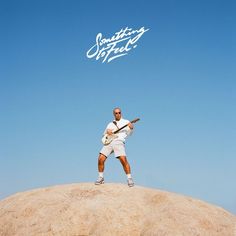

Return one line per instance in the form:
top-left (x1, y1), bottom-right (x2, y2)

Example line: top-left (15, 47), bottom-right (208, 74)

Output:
top-left (86, 26), bottom-right (149, 63)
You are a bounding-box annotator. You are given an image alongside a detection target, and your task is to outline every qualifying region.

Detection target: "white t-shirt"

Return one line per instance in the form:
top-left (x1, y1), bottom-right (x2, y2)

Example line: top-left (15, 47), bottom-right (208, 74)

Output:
top-left (103, 118), bottom-right (133, 142)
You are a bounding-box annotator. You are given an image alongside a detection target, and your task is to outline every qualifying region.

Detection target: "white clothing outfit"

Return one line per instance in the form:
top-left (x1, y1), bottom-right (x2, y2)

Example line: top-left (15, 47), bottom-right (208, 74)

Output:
top-left (100, 118), bottom-right (133, 158)
top-left (103, 118), bottom-right (133, 143)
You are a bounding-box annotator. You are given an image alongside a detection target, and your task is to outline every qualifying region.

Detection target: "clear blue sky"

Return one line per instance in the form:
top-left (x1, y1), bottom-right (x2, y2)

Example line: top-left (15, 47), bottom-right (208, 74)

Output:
top-left (0, 0), bottom-right (235, 214)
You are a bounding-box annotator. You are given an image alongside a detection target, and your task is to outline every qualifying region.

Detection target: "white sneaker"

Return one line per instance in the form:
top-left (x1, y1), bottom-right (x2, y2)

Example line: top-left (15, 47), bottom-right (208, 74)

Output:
top-left (95, 177), bottom-right (104, 185)
top-left (127, 178), bottom-right (134, 187)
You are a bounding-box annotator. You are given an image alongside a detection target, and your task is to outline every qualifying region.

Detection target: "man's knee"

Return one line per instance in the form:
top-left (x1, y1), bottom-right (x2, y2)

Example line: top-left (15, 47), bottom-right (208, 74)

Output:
top-left (119, 156), bottom-right (127, 165)
top-left (98, 153), bottom-right (107, 164)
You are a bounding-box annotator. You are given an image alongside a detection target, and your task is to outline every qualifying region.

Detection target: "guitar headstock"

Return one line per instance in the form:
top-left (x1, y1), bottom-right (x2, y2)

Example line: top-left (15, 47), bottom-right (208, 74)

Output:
top-left (131, 118), bottom-right (140, 123)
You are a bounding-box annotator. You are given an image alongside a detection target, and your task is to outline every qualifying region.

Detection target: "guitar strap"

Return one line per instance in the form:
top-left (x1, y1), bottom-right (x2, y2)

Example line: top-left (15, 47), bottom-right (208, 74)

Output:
top-left (113, 121), bottom-right (119, 131)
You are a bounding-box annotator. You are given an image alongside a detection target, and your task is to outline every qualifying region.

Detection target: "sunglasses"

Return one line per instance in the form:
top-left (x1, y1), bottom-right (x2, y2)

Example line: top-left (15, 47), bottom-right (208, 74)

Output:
top-left (115, 112), bottom-right (121, 114)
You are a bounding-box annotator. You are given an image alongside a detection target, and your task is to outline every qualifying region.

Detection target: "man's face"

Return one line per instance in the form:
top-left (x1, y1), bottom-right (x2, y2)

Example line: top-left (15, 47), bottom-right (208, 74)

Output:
top-left (113, 109), bottom-right (122, 121)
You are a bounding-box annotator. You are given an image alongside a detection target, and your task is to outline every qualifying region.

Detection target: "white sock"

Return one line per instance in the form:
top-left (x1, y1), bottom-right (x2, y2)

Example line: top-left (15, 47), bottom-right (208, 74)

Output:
top-left (99, 172), bottom-right (104, 178)
top-left (127, 174), bottom-right (132, 179)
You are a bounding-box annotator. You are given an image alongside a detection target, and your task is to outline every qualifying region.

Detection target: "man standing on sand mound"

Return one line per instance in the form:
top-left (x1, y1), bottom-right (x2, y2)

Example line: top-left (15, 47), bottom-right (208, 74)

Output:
top-left (95, 107), bottom-right (138, 187)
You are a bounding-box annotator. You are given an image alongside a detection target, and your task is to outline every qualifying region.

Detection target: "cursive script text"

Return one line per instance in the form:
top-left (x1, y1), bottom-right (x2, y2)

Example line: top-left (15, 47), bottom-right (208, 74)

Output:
top-left (86, 26), bottom-right (149, 63)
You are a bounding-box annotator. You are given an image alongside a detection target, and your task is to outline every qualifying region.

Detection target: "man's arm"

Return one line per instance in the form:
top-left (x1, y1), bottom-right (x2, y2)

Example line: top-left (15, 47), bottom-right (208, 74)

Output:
top-left (103, 123), bottom-right (114, 135)
top-left (128, 122), bottom-right (134, 130)
top-left (126, 121), bottom-right (134, 136)
top-left (106, 129), bottom-right (113, 135)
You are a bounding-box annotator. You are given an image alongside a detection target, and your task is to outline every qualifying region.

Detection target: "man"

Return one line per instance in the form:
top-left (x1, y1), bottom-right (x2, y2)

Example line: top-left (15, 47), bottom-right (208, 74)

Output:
top-left (95, 108), bottom-right (135, 187)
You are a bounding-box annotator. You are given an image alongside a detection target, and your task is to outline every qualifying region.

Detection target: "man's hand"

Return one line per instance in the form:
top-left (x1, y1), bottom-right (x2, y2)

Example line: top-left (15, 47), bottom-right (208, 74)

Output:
top-left (106, 129), bottom-right (113, 135)
top-left (128, 122), bottom-right (134, 129)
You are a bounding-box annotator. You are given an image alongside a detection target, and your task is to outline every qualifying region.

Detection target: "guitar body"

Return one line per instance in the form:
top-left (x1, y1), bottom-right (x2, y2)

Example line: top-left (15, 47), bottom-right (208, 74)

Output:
top-left (102, 134), bottom-right (118, 145)
top-left (101, 118), bottom-right (140, 146)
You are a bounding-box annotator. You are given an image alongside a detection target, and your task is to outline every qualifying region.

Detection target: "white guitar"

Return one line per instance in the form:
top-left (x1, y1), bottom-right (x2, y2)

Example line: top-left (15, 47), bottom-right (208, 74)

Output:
top-left (101, 118), bottom-right (140, 145)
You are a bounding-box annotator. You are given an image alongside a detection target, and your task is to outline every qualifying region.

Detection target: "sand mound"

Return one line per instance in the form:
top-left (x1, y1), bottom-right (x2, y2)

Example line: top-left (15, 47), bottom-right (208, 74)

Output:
top-left (0, 183), bottom-right (235, 235)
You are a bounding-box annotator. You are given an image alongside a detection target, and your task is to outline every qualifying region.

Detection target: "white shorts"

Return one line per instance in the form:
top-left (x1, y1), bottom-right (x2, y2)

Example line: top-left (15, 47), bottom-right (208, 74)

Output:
top-left (100, 140), bottom-right (126, 158)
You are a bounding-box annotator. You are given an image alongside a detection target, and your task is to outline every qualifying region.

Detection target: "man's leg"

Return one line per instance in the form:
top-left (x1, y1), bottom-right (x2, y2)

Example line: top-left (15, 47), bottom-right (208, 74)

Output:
top-left (98, 153), bottom-right (107, 172)
top-left (118, 156), bottom-right (134, 187)
top-left (95, 153), bottom-right (107, 185)
top-left (118, 156), bottom-right (131, 174)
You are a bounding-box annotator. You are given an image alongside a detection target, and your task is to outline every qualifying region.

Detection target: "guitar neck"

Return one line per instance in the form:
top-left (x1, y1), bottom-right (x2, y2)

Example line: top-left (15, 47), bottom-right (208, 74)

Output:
top-left (113, 124), bottom-right (129, 134)
top-left (113, 118), bottom-right (140, 134)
